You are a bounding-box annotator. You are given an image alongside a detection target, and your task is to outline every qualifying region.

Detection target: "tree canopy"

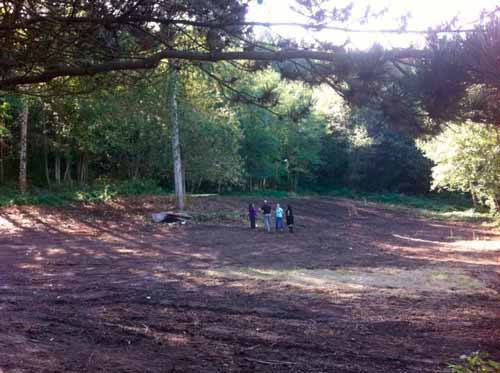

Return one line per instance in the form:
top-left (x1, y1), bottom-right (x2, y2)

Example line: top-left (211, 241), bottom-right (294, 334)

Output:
top-left (1, 1), bottom-right (499, 129)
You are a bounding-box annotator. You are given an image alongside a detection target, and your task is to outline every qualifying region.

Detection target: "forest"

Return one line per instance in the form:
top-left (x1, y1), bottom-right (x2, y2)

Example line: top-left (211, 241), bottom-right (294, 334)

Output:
top-left (0, 66), bottom-right (436, 194)
top-left (1, 1), bottom-right (499, 213)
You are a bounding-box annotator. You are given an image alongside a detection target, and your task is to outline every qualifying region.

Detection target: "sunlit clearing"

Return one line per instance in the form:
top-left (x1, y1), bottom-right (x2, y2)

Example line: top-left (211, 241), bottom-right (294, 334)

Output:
top-left (205, 266), bottom-right (490, 294)
top-left (451, 240), bottom-right (500, 252)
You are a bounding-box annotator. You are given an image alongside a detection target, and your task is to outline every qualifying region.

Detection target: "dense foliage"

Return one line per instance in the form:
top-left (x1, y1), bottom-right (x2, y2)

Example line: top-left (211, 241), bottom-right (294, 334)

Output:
top-left (318, 107), bottom-right (432, 194)
top-left (422, 122), bottom-right (500, 212)
top-left (0, 62), bottom-right (435, 196)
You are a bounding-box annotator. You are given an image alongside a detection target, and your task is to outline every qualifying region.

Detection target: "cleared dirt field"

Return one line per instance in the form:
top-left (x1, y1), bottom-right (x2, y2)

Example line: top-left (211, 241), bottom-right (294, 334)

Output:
top-left (1, 196), bottom-right (499, 372)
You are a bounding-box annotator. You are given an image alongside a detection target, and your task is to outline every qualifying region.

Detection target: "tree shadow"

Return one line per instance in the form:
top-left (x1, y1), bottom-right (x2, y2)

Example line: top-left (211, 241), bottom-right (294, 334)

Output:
top-left (1, 196), bottom-right (499, 372)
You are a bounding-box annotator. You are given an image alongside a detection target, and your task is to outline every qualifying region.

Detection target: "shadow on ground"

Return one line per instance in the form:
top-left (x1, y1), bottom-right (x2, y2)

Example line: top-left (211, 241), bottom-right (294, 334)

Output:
top-left (1, 196), bottom-right (499, 372)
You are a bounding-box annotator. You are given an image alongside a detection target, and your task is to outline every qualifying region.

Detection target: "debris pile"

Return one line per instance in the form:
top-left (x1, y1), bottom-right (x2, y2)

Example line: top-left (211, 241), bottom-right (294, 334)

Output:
top-left (151, 212), bottom-right (192, 225)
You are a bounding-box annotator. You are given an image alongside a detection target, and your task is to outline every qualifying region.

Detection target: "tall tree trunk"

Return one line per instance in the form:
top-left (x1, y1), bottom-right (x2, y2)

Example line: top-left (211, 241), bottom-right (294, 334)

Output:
top-left (54, 153), bottom-right (61, 185)
top-left (0, 139), bottom-right (4, 185)
top-left (196, 177), bottom-right (203, 194)
top-left (43, 122), bottom-right (51, 187)
top-left (63, 155), bottom-right (72, 184)
top-left (469, 183), bottom-right (477, 209)
top-left (168, 64), bottom-right (185, 210)
top-left (18, 103), bottom-right (28, 193)
top-left (78, 153), bottom-right (88, 186)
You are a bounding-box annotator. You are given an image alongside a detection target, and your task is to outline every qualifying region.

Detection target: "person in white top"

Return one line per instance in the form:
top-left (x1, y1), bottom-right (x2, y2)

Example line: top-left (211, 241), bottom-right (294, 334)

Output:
top-left (275, 203), bottom-right (284, 231)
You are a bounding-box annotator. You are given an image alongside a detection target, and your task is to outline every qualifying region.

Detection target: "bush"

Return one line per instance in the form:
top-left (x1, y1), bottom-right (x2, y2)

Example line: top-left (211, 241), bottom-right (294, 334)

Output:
top-left (449, 352), bottom-right (500, 373)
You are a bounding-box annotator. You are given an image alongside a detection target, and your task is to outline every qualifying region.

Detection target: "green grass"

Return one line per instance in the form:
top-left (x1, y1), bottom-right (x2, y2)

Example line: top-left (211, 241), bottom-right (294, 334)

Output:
top-left (327, 190), bottom-right (495, 223)
top-left (325, 188), bottom-right (472, 212)
top-left (0, 179), bottom-right (168, 207)
top-left (223, 189), bottom-right (292, 198)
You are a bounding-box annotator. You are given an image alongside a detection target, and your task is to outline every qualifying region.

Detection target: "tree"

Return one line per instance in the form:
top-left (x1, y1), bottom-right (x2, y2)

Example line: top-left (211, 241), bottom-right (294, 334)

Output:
top-left (318, 106), bottom-right (432, 194)
top-left (168, 64), bottom-right (185, 210)
top-left (179, 67), bottom-right (243, 193)
top-left (422, 122), bottom-right (500, 212)
top-left (0, 0), bottom-right (472, 91)
top-left (17, 101), bottom-right (28, 192)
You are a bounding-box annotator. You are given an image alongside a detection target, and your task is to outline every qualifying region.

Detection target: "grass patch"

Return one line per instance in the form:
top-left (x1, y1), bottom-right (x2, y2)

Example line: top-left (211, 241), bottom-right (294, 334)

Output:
top-left (0, 179), bottom-right (168, 207)
top-left (327, 189), bottom-right (472, 213)
top-left (222, 189), bottom-right (293, 198)
top-left (324, 189), bottom-right (497, 224)
top-left (190, 210), bottom-right (243, 222)
top-left (205, 266), bottom-right (489, 294)
top-left (419, 208), bottom-right (494, 224)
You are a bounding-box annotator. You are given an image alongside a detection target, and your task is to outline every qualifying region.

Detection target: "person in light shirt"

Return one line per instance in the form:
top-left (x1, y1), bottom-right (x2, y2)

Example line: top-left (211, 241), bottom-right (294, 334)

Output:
top-left (275, 203), bottom-right (284, 232)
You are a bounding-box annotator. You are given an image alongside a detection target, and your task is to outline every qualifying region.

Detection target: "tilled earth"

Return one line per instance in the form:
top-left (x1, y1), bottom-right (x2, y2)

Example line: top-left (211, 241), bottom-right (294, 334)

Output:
top-left (0, 196), bottom-right (499, 372)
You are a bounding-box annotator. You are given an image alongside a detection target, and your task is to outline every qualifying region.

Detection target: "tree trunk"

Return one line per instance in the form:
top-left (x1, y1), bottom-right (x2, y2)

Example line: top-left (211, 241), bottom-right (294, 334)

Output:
top-left (18, 103), bottom-right (28, 193)
top-left (469, 183), bottom-right (477, 209)
top-left (63, 156), bottom-right (72, 184)
top-left (196, 177), bottom-right (203, 193)
top-left (54, 153), bottom-right (61, 184)
top-left (0, 139), bottom-right (4, 185)
top-left (168, 64), bottom-right (185, 210)
top-left (43, 122), bottom-right (51, 187)
top-left (78, 153), bottom-right (88, 186)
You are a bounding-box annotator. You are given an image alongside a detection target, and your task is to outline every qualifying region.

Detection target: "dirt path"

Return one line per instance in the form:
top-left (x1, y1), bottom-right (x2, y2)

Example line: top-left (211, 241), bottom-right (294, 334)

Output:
top-left (1, 196), bottom-right (499, 372)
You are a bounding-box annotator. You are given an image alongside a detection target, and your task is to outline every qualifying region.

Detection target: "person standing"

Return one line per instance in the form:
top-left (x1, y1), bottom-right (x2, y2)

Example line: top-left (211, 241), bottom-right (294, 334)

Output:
top-left (248, 203), bottom-right (257, 229)
top-left (275, 203), bottom-right (284, 231)
top-left (285, 204), bottom-right (294, 233)
top-left (261, 200), bottom-right (272, 232)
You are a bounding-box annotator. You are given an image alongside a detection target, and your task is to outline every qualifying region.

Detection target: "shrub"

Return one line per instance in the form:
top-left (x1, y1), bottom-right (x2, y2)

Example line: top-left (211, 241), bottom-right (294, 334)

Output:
top-left (448, 352), bottom-right (500, 373)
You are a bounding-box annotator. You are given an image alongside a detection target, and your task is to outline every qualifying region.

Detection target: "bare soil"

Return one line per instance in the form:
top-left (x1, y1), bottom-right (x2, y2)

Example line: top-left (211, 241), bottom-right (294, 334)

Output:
top-left (1, 196), bottom-right (499, 372)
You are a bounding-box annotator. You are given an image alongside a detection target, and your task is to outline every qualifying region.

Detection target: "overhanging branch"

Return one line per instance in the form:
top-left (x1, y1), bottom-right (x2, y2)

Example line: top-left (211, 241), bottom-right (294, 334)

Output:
top-left (1, 48), bottom-right (427, 88)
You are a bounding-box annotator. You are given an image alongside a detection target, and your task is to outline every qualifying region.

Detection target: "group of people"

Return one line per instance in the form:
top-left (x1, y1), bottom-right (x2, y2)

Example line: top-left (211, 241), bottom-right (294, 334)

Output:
top-left (248, 200), bottom-right (294, 233)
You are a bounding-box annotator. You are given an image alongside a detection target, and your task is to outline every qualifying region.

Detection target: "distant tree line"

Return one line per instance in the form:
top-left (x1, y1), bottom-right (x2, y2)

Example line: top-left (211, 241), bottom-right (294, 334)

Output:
top-left (0, 64), bottom-right (433, 196)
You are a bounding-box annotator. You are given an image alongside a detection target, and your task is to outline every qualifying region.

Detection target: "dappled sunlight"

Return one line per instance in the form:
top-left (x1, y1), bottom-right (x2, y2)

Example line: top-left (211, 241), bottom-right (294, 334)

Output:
top-left (46, 248), bottom-right (66, 255)
top-left (204, 266), bottom-right (491, 295)
top-left (392, 234), bottom-right (444, 245)
top-left (451, 240), bottom-right (500, 252)
top-left (399, 252), bottom-right (499, 266)
top-left (0, 215), bottom-right (19, 232)
top-left (113, 247), bottom-right (160, 258)
top-left (383, 234), bottom-right (500, 266)
top-left (2, 196), bottom-right (500, 372)
top-left (17, 263), bottom-right (42, 270)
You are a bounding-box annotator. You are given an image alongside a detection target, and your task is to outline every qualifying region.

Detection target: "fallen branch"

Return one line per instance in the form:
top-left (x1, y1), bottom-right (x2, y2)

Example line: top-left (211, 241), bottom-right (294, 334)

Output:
top-left (243, 357), bottom-right (297, 365)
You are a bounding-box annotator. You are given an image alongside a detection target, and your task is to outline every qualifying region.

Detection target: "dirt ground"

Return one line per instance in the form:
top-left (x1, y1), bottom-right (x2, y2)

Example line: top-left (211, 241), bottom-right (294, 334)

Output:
top-left (1, 195), bottom-right (499, 372)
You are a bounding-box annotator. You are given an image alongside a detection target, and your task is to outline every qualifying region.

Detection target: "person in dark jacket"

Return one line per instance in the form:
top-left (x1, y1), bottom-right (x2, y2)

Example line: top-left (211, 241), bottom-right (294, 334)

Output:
top-left (248, 203), bottom-right (257, 229)
top-left (261, 200), bottom-right (272, 232)
top-left (285, 205), bottom-right (294, 233)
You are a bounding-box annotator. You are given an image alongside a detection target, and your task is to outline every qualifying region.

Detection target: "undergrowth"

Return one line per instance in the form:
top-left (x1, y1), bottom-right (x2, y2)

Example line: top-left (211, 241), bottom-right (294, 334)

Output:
top-left (448, 351), bottom-right (500, 373)
top-left (0, 179), bottom-right (167, 207)
top-left (325, 189), bottom-right (495, 224)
